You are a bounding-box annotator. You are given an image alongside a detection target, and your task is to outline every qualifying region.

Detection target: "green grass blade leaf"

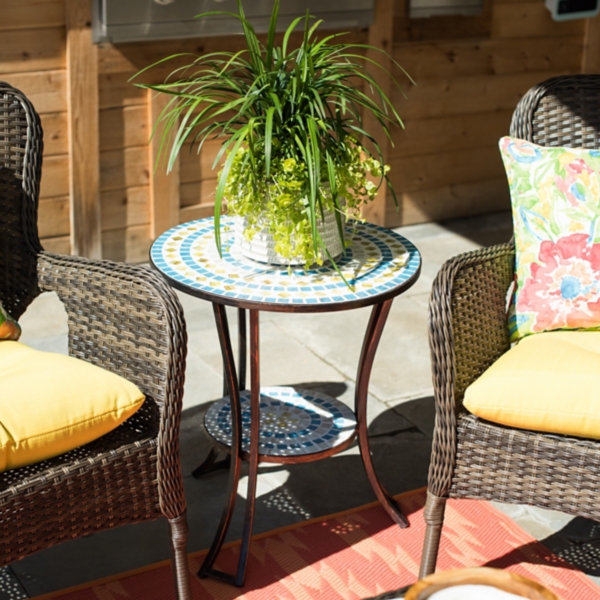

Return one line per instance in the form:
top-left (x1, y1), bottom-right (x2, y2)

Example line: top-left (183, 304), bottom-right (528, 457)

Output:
top-left (283, 16), bottom-right (305, 56)
top-left (265, 106), bottom-right (275, 177)
top-left (214, 128), bottom-right (248, 254)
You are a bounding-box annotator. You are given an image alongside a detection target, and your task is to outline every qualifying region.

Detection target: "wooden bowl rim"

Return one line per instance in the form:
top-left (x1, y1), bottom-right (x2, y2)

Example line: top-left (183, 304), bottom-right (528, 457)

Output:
top-left (405, 567), bottom-right (559, 600)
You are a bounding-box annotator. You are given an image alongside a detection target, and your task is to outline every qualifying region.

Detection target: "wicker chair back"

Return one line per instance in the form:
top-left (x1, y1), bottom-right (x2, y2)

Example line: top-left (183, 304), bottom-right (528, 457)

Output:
top-left (0, 82), bottom-right (43, 319)
top-left (511, 74), bottom-right (600, 149)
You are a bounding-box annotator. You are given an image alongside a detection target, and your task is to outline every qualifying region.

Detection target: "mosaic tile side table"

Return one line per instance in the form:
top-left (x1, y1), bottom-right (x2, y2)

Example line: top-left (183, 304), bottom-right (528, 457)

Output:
top-left (150, 217), bottom-right (421, 587)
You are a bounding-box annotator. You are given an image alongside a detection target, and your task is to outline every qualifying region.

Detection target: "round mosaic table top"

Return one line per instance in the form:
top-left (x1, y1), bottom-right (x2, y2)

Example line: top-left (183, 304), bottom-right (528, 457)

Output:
top-left (204, 387), bottom-right (357, 460)
top-left (150, 217), bottom-right (421, 312)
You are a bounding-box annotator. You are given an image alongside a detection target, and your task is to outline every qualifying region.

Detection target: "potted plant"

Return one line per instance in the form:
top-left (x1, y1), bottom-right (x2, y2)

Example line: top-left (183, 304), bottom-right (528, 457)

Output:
top-left (136, 0), bottom-right (407, 269)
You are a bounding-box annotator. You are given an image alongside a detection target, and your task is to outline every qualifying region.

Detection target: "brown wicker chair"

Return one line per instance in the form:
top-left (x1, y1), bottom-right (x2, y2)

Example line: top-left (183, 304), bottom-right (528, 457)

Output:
top-left (420, 74), bottom-right (600, 578)
top-left (0, 82), bottom-right (192, 598)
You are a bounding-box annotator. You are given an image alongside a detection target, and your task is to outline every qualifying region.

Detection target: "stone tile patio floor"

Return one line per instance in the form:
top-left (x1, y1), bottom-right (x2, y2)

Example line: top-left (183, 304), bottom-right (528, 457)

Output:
top-left (6, 211), bottom-right (600, 597)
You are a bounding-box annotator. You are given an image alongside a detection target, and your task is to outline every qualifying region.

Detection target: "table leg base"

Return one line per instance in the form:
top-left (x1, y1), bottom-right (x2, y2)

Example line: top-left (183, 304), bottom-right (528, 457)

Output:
top-left (192, 447), bottom-right (231, 478)
top-left (197, 566), bottom-right (243, 587)
top-left (389, 499), bottom-right (410, 529)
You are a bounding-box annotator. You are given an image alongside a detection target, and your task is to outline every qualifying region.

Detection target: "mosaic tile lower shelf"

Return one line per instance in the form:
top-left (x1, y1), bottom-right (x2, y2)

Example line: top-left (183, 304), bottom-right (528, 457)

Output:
top-left (203, 387), bottom-right (357, 457)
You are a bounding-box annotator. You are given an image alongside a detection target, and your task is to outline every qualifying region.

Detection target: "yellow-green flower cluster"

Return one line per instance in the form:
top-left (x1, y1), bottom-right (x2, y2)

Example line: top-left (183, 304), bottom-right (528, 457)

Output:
top-left (223, 140), bottom-right (388, 266)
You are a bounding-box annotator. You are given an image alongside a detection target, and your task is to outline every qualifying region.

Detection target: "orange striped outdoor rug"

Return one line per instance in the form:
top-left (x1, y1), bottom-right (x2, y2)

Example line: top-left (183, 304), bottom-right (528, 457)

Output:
top-left (34, 488), bottom-right (600, 600)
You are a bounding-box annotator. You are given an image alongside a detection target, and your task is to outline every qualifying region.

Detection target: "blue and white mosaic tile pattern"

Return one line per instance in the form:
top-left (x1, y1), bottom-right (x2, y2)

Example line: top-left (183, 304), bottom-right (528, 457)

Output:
top-left (204, 387), bottom-right (357, 457)
top-left (151, 217), bottom-right (420, 307)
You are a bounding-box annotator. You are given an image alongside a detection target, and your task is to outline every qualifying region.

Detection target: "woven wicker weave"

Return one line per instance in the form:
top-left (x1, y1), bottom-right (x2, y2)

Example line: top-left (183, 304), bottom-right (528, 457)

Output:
top-left (420, 75), bottom-right (600, 579)
top-left (0, 82), bottom-right (191, 599)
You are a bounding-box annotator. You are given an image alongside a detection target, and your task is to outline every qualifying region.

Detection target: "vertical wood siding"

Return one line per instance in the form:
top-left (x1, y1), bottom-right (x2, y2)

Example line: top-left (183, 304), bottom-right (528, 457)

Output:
top-left (0, 0), bottom-right (69, 253)
top-left (387, 0), bottom-right (585, 226)
top-left (0, 0), bottom-right (593, 260)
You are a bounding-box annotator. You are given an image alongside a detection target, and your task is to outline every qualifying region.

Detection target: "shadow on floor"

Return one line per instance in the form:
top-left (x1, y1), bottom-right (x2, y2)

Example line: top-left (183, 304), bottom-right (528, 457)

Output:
top-left (437, 211), bottom-right (513, 248)
top-left (478, 510), bottom-right (600, 577)
top-left (182, 386), bottom-right (434, 547)
top-left (541, 518), bottom-right (600, 576)
top-left (484, 516), bottom-right (600, 576)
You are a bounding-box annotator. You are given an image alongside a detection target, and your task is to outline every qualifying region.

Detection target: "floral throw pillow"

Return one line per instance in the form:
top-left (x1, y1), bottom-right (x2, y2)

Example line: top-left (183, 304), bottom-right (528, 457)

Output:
top-left (0, 303), bottom-right (21, 341)
top-left (499, 136), bottom-right (600, 341)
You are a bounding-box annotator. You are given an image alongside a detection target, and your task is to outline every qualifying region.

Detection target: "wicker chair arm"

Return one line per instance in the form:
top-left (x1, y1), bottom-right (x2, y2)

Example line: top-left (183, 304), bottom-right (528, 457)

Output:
top-left (36, 251), bottom-right (187, 518)
top-left (427, 242), bottom-right (514, 497)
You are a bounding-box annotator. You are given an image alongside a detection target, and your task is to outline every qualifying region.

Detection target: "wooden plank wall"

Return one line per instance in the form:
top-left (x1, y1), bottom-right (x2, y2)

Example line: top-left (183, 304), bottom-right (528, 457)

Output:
top-left (387, 0), bottom-right (586, 226)
top-left (66, 0), bottom-right (101, 258)
top-left (1, 0), bottom-right (595, 261)
top-left (1, 0), bottom-right (71, 254)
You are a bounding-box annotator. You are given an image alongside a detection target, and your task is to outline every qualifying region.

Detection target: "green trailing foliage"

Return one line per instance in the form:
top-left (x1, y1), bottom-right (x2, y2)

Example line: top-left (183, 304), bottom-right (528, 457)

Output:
top-left (133, 0), bottom-right (409, 266)
top-left (226, 144), bottom-right (387, 266)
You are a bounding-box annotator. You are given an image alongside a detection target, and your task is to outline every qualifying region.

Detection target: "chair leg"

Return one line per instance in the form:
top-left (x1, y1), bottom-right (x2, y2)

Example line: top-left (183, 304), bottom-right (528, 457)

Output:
top-left (419, 491), bottom-right (447, 580)
top-left (168, 513), bottom-right (192, 600)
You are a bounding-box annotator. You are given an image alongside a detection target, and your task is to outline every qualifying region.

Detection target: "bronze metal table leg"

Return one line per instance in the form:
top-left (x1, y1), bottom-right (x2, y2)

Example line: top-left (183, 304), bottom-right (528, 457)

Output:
top-left (197, 303), bottom-right (244, 584)
top-left (198, 307), bottom-right (261, 586)
top-left (234, 309), bottom-right (260, 585)
top-left (355, 299), bottom-right (409, 528)
top-left (238, 307), bottom-right (247, 392)
top-left (193, 307), bottom-right (247, 478)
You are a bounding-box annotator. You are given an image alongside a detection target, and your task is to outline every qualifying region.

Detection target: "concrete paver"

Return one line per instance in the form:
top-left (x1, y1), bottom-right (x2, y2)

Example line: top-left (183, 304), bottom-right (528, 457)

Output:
top-left (8, 210), bottom-right (600, 595)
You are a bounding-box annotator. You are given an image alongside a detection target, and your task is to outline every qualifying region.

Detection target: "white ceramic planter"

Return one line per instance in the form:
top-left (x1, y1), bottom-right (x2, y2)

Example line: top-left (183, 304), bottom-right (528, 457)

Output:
top-left (234, 210), bottom-right (345, 266)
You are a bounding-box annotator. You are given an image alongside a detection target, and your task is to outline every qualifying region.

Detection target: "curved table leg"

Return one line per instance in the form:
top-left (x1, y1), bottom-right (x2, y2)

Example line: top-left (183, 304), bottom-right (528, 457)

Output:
top-left (194, 308), bottom-right (247, 479)
top-left (198, 304), bottom-right (244, 584)
top-left (198, 307), bottom-right (261, 587)
top-left (355, 299), bottom-right (409, 529)
top-left (238, 308), bottom-right (247, 392)
top-left (235, 309), bottom-right (260, 585)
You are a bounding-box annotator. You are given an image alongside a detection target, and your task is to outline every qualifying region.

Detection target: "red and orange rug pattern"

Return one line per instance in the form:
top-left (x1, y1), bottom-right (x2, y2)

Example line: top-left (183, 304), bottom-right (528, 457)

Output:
top-left (35, 488), bottom-right (600, 599)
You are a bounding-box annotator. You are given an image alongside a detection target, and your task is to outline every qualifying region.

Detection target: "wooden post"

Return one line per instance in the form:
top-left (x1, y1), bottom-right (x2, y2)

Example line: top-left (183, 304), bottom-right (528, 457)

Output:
top-left (65, 0), bottom-right (102, 258)
top-left (148, 90), bottom-right (180, 238)
top-left (582, 15), bottom-right (600, 73)
top-left (362, 0), bottom-right (395, 227)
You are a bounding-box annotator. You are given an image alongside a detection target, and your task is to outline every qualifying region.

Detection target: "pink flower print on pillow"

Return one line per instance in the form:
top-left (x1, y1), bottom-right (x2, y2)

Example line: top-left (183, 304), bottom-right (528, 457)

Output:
top-left (499, 137), bottom-right (600, 339)
top-left (517, 233), bottom-right (600, 333)
top-left (554, 161), bottom-right (591, 207)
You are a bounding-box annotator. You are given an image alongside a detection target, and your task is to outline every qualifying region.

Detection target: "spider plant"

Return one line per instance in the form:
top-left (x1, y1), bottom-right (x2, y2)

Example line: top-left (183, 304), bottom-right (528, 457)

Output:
top-left (134, 0), bottom-right (408, 265)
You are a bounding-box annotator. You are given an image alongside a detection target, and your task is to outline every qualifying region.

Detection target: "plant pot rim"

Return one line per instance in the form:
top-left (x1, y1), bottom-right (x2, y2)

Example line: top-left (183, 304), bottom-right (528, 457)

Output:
top-left (233, 211), bottom-right (345, 266)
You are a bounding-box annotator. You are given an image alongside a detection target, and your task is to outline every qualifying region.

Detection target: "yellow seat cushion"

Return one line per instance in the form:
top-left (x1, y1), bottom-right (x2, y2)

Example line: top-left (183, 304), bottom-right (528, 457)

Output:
top-left (0, 341), bottom-right (145, 472)
top-left (464, 331), bottom-right (600, 439)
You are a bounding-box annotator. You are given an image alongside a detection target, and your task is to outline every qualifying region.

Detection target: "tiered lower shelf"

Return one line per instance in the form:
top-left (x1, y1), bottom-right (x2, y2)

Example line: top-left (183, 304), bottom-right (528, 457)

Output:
top-left (204, 386), bottom-right (357, 460)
